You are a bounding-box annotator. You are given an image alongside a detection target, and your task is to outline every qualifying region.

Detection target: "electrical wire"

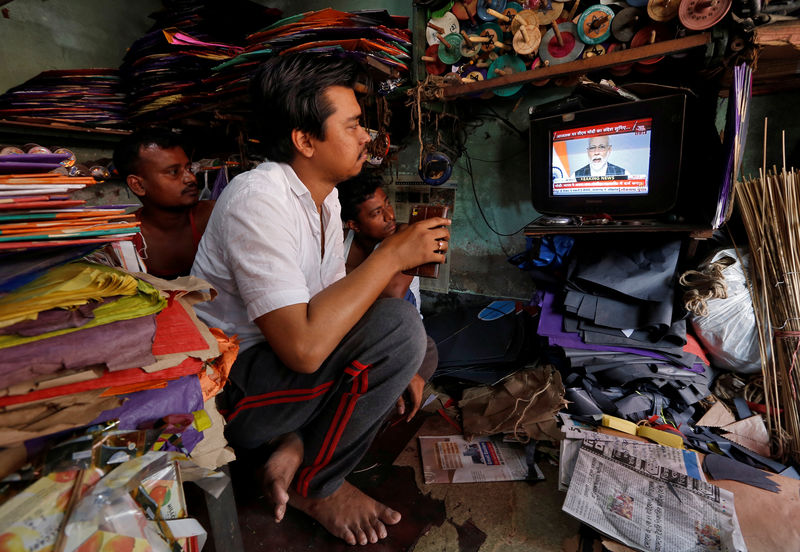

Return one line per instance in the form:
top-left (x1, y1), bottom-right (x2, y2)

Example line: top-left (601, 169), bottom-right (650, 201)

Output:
top-left (463, 151), bottom-right (536, 237)
top-left (473, 105), bottom-right (528, 139)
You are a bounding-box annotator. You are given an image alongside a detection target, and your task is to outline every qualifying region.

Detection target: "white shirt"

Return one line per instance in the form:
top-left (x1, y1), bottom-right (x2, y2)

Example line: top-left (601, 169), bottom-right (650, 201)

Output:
top-left (192, 161), bottom-right (346, 352)
top-left (342, 229), bottom-right (422, 317)
top-left (572, 163), bottom-right (630, 179)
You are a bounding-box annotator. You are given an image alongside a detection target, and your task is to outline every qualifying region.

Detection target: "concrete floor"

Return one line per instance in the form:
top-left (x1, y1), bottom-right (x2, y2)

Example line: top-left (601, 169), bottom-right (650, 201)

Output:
top-left (215, 403), bottom-right (581, 552)
top-left (394, 413), bottom-right (581, 552)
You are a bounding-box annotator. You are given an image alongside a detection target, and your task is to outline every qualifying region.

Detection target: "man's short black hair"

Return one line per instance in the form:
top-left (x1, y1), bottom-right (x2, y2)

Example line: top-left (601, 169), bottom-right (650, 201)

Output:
top-left (338, 171), bottom-right (384, 222)
top-left (250, 53), bottom-right (367, 164)
top-left (113, 128), bottom-right (185, 179)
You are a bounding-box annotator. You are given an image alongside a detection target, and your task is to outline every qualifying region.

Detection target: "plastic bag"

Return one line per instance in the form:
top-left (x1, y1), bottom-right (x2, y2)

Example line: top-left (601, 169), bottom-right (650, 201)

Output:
top-left (686, 248), bottom-right (761, 373)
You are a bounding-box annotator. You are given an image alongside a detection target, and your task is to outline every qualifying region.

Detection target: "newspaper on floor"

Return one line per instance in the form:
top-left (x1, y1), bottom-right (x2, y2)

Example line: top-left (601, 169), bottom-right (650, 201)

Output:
top-left (558, 418), bottom-right (705, 491)
top-left (419, 434), bottom-right (543, 483)
top-left (562, 436), bottom-right (747, 552)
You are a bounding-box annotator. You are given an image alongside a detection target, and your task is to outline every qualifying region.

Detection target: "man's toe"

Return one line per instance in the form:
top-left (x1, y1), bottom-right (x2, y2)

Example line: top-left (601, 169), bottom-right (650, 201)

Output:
top-left (379, 507), bottom-right (401, 525)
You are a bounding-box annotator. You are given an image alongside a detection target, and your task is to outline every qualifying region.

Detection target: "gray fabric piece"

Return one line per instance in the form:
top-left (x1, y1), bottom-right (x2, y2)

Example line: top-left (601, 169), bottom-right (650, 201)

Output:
top-left (218, 298), bottom-right (425, 498)
top-left (571, 238), bottom-right (681, 303)
top-left (593, 295), bottom-right (674, 332)
top-left (615, 393), bottom-right (655, 417)
top-left (563, 291), bottom-right (583, 314)
top-left (563, 314), bottom-right (580, 333)
top-left (703, 454), bottom-right (781, 493)
top-left (577, 294), bottom-right (598, 320)
top-left (733, 397), bottom-right (752, 420)
top-left (579, 323), bottom-right (690, 354)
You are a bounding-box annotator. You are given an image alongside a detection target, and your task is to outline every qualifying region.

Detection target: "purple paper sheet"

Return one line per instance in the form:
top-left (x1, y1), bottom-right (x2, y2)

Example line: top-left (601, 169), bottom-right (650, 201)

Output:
top-left (0, 162), bottom-right (63, 174)
top-left (93, 374), bottom-right (204, 432)
top-left (0, 153), bottom-right (71, 163)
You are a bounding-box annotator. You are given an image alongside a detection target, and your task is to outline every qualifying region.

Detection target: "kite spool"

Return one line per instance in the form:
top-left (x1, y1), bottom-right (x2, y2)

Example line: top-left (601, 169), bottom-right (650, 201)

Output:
top-left (478, 22), bottom-right (506, 53)
top-left (531, 0), bottom-right (564, 25)
top-left (419, 151), bottom-right (453, 186)
top-left (679, 0), bottom-right (732, 30)
top-left (438, 32), bottom-right (465, 64)
top-left (631, 25), bottom-right (670, 72)
top-left (530, 57), bottom-right (551, 86)
top-left (501, 1), bottom-right (524, 29)
top-left (513, 23), bottom-right (542, 55)
top-left (422, 44), bottom-right (448, 75)
top-left (452, 0), bottom-right (479, 21)
top-left (426, 12), bottom-right (460, 45)
top-left (539, 22), bottom-right (584, 65)
top-left (477, 0), bottom-right (509, 21)
top-left (577, 4), bottom-right (614, 44)
top-left (510, 8), bottom-right (539, 33)
top-left (607, 43), bottom-right (634, 75)
top-left (648, 0), bottom-right (680, 21)
top-left (459, 31), bottom-right (483, 57)
top-left (581, 43), bottom-right (607, 58)
top-left (611, 7), bottom-right (643, 42)
top-left (487, 54), bottom-right (527, 96)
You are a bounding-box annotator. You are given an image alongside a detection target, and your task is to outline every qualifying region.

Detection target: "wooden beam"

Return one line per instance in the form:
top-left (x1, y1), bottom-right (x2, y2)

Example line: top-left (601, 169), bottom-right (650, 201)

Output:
top-left (442, 32), bottom-right (711, 99)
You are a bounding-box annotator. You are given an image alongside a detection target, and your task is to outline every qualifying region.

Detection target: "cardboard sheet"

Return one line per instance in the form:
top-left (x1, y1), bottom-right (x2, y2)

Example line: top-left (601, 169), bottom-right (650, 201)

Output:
top-left (0, 389), bottom-right (122, 447)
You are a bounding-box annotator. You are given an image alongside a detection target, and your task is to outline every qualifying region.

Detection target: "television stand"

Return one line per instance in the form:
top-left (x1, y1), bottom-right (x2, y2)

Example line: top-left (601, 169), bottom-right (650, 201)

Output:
top-left (523, 219), bottom-right (714, 257)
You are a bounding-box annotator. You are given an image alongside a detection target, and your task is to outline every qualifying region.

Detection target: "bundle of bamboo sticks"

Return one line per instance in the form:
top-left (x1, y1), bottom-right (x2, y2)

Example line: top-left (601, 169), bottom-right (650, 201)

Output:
top-left (735, 129), bottom-right (800, 461)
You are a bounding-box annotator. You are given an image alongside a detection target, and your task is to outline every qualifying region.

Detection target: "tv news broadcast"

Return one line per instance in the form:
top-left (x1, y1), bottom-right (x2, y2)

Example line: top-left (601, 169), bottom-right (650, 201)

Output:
top-left (551, 118), bottom-right (653, 197)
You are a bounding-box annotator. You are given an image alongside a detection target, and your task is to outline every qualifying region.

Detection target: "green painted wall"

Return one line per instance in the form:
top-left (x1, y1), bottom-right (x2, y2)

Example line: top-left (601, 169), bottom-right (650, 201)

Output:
top-left (0, 0), bottom-right (161, 93)
top-left (740, 92), bottom-right (800, 177)
top-left (395, 91), bottom-right (570, 299)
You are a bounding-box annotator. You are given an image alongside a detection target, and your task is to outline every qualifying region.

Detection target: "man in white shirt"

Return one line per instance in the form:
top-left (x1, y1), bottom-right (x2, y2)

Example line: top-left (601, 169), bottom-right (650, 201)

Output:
top-left (573, 135), bottom-right (629, 178)
top-left (192, 53), bottom-right (450, 546)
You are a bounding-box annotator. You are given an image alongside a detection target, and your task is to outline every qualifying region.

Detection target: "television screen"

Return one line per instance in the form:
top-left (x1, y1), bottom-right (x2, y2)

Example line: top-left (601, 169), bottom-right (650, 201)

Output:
top-left (551, 118), bottom-right (652, 197)
top-left (530, 94), bottom-right (686, 218)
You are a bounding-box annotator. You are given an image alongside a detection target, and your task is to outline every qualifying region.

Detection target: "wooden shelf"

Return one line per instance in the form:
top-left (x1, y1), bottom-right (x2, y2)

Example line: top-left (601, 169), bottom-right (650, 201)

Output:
top-left (442, 33), bottom-right (711, 99)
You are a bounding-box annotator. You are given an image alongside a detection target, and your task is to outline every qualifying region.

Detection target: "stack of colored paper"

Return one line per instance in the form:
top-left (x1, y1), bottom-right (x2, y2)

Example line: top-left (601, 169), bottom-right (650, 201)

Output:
top-left (0, 153), bottom-right (139, 251)
top-left (208, 8), bottom-right (411, 110)
top-left (0, 258), bottom-right (238, 468)
top-left (121, 27), bottom-right (246, 123)
top-left (0, 69), bottom-right (127, 129)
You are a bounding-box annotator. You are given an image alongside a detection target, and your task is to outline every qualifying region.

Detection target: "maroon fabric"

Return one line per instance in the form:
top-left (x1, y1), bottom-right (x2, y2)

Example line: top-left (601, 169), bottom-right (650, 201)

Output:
top-left (0, 314), bottom-right (157, 389)
top-left (0, 297), bottom-right (119, 337)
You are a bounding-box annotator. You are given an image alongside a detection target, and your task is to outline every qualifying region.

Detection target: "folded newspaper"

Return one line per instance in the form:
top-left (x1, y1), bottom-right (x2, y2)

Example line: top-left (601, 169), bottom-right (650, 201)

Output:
top-left (419, 434), bottom-right (543, 484)
top-left (562, 433), bottom-right (747, 552)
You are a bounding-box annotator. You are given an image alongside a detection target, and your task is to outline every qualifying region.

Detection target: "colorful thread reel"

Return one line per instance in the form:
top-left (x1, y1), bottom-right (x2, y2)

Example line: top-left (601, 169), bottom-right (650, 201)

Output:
top-left (488, 54), bottom-right (527, 96)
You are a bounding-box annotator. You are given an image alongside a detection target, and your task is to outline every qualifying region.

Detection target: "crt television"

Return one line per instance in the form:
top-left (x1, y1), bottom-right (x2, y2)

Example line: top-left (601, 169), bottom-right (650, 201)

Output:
top-left (530, 94), bottom-right (686, 218)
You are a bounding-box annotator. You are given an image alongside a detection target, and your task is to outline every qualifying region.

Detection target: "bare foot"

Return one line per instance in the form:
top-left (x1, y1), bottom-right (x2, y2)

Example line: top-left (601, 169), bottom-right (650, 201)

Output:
top-left (289, 481), bottom-right (401, 545)
top-left (258, 432), bottom-right (303, 523)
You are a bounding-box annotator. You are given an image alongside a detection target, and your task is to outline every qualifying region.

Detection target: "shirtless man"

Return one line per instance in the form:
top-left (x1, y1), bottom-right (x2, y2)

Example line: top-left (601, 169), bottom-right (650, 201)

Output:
top-left (113, 129), bottom-right (214, 278)
top-left (338, 172), bottom-right (439, 422)
top-left (191, 53), bottom-right (450, 545)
